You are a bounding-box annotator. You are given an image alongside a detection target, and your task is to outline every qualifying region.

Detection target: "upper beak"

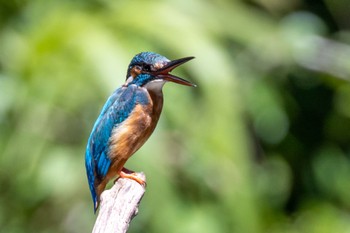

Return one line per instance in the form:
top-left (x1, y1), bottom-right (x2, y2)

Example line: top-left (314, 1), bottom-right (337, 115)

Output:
top-left (155, 56), bottom-right (196, 87)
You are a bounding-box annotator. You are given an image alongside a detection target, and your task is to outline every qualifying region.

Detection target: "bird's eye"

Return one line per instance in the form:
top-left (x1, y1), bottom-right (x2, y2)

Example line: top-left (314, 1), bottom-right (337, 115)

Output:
top-left (143, 64), bottom-right (151, 71)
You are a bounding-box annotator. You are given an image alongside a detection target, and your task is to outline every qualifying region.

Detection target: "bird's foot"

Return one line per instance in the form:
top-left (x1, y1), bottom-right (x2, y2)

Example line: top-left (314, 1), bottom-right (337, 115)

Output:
top-left (116, 168), bottom-right (146, 186)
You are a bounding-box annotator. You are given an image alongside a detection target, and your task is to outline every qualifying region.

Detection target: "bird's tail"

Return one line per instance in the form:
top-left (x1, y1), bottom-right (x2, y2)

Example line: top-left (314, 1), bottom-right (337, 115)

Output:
top-left (85, 149), bottom-right (99, 213)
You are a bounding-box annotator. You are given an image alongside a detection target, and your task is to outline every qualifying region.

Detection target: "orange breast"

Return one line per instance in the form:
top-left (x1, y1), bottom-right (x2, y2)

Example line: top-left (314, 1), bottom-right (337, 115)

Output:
top-left (107, 89), bottom-right (163, 175)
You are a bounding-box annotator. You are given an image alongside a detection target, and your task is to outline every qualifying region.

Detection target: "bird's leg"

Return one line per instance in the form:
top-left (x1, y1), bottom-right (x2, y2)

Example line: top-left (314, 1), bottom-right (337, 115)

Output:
top-left (117, 167), bottom-right (146, 186)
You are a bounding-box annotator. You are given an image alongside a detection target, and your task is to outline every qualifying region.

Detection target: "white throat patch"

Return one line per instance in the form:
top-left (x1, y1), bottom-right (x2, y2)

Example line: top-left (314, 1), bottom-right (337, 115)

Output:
top-left (144, 79), bottom-right (166, 92)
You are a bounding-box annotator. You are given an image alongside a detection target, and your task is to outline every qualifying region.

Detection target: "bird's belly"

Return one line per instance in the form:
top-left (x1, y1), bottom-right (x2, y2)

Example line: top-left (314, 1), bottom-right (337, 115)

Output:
top-left (108, 103), bottom-right (157, 172)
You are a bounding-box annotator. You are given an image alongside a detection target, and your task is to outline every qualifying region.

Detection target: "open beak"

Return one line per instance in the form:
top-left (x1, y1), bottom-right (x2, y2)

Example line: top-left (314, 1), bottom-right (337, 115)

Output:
top-left (155, 56), bottom-right (196, 87)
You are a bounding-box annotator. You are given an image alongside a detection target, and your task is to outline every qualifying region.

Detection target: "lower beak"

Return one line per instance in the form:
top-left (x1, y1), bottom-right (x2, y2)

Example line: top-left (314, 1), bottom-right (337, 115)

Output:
top-left (155, 56), bottom-right (196, 87)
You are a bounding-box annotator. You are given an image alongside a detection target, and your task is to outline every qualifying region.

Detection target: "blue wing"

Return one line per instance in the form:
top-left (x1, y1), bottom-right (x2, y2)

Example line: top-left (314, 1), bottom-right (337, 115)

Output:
top-left (85, 84), bottom-right (149, 211)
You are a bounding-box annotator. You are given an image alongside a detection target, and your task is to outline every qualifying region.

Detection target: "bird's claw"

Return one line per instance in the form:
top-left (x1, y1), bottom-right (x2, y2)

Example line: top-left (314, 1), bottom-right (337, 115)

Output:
top-left (117, 168), bottom-right (147, 187)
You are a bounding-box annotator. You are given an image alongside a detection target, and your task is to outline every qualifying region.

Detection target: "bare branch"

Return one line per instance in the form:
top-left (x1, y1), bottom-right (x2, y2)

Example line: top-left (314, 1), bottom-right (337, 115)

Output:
top-left (92, 173), bottom-right (146, 233)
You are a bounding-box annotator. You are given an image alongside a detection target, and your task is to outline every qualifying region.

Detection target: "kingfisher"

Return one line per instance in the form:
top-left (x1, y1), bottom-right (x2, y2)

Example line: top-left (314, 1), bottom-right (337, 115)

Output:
top-left (85, 52), bottom-right (195, 212)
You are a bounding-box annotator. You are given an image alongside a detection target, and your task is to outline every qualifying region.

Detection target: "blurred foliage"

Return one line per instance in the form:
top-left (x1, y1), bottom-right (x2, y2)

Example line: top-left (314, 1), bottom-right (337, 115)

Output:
top-left (1, 0), bottom-right (350, 232)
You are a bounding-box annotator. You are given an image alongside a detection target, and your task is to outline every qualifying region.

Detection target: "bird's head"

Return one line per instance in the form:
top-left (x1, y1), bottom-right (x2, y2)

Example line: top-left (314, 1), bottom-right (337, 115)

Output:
top-left (124, 52), bottom-right (195, 89)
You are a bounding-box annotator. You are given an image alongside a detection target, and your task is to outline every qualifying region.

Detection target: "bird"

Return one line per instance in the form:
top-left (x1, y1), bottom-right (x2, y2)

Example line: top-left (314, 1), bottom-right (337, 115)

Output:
top-left (85, 52), bottom-right (195, 212)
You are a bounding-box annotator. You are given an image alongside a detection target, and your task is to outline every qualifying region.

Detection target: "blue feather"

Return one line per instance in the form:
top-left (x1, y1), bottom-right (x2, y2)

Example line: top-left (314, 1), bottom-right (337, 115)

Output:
top-left (129, 52), bottom-right (169, 67)
top-left (85, 84), bottom-right (149, 211)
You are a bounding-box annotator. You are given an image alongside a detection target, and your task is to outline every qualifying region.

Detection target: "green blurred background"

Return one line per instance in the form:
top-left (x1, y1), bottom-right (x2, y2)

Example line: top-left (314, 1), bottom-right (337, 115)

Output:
top-left (1, 0), bottom-right (350, 232)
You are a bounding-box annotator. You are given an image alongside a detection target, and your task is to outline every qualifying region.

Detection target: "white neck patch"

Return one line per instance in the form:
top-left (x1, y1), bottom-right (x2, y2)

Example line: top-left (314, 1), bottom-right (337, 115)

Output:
top-left (124, 76), bottom-right (134, 86)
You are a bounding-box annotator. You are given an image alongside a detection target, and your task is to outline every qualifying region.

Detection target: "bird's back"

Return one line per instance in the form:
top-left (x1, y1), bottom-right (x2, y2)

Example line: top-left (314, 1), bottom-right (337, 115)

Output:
top-left (85, 84), bottom-right (163, 210)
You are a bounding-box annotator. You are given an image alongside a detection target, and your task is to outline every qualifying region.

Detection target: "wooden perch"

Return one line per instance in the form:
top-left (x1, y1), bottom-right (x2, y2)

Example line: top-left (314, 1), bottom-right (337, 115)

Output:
top-left (92, 172), bottom-right (146, 233)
